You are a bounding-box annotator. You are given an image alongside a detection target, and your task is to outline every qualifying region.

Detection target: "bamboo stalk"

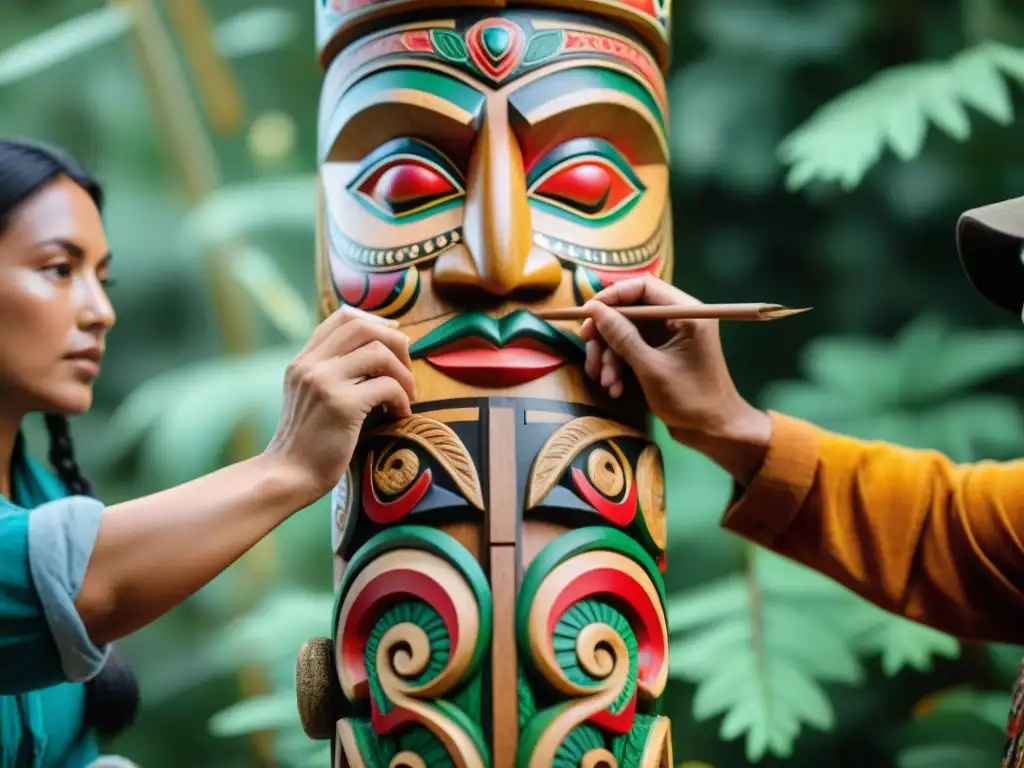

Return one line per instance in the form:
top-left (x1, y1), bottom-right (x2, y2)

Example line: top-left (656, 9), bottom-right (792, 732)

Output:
top-left (165, 0), bottom-right (245, 134)
top-left (533, 303), bottom-right (812, 322)
top-left (109, 1), bottom-right (275, 764)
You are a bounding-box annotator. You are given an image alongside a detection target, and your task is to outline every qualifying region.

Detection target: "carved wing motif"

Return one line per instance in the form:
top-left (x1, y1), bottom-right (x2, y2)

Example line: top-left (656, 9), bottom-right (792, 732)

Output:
top-left (367, 415), bottom-right (484, 510)
top-left (526, 416), bottom-right (646, 509)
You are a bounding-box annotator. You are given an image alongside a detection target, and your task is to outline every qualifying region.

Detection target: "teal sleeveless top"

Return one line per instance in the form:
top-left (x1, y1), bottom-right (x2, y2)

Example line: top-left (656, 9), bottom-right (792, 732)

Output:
top-left (0, 438), bottom-right (106, 767)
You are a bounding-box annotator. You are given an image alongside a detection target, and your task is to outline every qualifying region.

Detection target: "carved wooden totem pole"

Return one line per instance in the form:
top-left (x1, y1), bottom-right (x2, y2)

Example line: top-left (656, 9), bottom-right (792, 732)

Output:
top-left (297, 0), bottom-right (673, 764)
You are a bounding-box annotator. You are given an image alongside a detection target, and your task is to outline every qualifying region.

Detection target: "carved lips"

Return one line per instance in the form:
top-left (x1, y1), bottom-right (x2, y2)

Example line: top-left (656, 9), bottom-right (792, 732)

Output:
top-left (409, 310), bottom-right (585, 387)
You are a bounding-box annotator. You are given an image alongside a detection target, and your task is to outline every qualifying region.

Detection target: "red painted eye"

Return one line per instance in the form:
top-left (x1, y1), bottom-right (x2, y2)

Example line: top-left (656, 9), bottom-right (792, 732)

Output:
top-left (355, 159), bottom-right (462, 218)
top-left (532, 159), bottom-right (640, 218)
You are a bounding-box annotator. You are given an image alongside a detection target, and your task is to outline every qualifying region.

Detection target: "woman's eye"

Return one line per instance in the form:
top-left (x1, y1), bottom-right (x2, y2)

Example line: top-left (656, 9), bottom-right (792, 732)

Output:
top-left (352, 157), bottom-right (463, 219)
top-left (43, 263), bottom-right (73, 279)
top-left (529, 155), bottom-right (644, 222)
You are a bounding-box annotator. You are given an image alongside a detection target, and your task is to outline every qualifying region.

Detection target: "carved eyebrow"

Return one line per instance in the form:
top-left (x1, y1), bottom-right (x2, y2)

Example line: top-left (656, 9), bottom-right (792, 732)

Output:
top-left (509, 67), bottom-right (669, 163)
top-left (322, 68), bottom-right (486, 159)
top-left (510, 67), bottom-right (666, 132)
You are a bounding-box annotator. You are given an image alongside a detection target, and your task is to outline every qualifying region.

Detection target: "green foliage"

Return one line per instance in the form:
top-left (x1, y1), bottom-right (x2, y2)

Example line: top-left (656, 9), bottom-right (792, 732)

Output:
top-left (0, 6), bottom-right (131, 86)
top-left (668, 551), bottom-right (858, 761)
top-left (763, 314), bottom-right (1024, 460)
top-left (98, 345), bottom-right (297, 484)
top-left (664, 307), bottom-right (1024, 761)
top-left (779, 41), bottom-right (1024, 190)
top-left (215, 8), bottom-right (300, 59)
top-left (892, 688), bottom-right (1010, 767)
top-left (667, 547), bottom-right (963, 761)
top-left (3, 1), bottom-right (1023, 767)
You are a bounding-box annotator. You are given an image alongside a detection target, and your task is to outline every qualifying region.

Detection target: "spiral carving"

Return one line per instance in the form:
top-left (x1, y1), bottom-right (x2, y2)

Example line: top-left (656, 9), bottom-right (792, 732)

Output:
top-left (635, 445), bottom-right (666, 554)
top-left (516, 528), bottom-right (670, 768)
top-left (587, 448), bottom-right (625, 498)
top-left (375, 446), bottom-right (420, 495)
top-left (334, 527), bottom-right (492, 768)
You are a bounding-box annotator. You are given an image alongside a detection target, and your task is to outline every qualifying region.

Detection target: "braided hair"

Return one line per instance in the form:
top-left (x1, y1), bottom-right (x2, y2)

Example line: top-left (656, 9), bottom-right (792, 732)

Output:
top-left (1, 138), bottom-right (138, 737)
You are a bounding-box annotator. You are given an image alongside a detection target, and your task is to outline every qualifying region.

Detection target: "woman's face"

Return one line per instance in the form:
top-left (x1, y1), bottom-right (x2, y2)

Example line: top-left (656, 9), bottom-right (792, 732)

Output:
top-left (0, 176), bottom-right (115, 416)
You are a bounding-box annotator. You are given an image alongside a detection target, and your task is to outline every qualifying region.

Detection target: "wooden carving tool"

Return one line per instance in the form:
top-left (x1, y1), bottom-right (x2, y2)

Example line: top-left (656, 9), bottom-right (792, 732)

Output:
top-left (533, 303), bottom-right (812, 322)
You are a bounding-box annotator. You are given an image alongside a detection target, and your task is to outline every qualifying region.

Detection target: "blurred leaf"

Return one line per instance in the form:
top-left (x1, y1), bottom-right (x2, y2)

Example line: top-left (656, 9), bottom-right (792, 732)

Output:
top-left (213, 589), bottom-right (333, 668)
top-left (99, 346), bottom-right (297, 482)
top-left (0, 6), bottom-right (131, 86)
top-left (779, 41), bottom-right (1024, 190)
top-left (838, 603), bottom-right (961, 676)
top-left (668, 549), bottom-right (864, 761)
top-left (900, 327), bottom-right (1024, 401)
top-left (215, 8), bottom-right (299, 58)
top-left (209, 692), bottom-right (301, 737)
top-left (800, 336), bottom-right (898, 402)
top-left (896, 743), bottom-right (996, 768)
top-left (693, 0), bottom-right (867, 62)
top-left (230, 247), bottom-right (316, 342)
top-left (988, 644), bottom-right (1024, 682)
top-left (182, 176), bottom-right (317, 251)
top-left (762, 316), bottom-right (1024, 460)
top-left (893, 688), bottom-right (1009, 768)
top-left (927, 688), bottom-right (1011, 731)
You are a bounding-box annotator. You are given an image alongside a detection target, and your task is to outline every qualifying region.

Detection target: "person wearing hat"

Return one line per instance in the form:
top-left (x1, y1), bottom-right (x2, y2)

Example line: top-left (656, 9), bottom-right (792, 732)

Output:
top-left (577, 196), bottom-right (1024, 767)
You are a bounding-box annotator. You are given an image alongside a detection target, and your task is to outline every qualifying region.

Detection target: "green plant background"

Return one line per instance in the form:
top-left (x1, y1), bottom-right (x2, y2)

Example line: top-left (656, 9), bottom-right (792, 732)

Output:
top-left (2, 1), bottom-right (1023, 766)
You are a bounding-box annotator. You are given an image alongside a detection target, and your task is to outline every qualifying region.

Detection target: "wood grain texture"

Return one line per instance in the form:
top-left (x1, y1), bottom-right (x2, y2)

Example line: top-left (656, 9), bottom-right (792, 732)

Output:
top-left (534, 303), bottom-right (811, 322)
top-left (524, 410), bottom-right (573, 424)
top-left (487, 407), bottom-right (519, 545)
top-left (424, 407), bottom-right (481, 423)
top-left (489, 544), bottom-right (519, 768)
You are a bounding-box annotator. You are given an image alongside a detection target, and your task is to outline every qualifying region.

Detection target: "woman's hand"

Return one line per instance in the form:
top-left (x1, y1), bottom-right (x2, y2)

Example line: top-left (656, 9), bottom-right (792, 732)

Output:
top-left (264, 306), bottom-right (417, 504)
top-left (578, 275), bottom-right (771, 484)
top-left (75, 305), bottom-right (418, 645)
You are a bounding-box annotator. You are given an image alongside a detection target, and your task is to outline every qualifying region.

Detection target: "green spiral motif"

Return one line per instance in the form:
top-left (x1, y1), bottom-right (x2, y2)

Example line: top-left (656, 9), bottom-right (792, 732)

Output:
top-left (366, 600), bottom-right (451, 715)
top-left (518, 664), bottom-right (537, 731)
top-left (612, 714), bottom-right (658, 765)
top-left (553, 723), bottom-right (606, 766)
top-left (397, 725), bottom-right (455, 767)
top-left (553, 599), bottom-right (638, 715)
top-left (345, 720), bottom-right (453, 767)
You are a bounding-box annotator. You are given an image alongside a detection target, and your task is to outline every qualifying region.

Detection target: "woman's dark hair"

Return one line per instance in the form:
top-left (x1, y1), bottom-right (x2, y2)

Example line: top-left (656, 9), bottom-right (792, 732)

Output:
top-left (0, 138), bottom-right (102, 498)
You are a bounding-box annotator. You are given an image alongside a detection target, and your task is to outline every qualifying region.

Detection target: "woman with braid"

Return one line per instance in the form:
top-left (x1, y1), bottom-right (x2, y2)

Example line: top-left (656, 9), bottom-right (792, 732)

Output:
top-left (0, 138), bottom-right (417, 767)
top-left (578, 196), bottom-right (1024, 766)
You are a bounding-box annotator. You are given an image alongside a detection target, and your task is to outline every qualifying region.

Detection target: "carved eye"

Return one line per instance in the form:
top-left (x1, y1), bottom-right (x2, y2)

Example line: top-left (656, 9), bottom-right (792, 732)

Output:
top-left (349, 139), bottom-right (464, 221)
top-left (587, 448), bottom-right (625, 498)
top-left (374, 447), bottom-right (420, 495)
top-left (528, 138), bottom-right (645, 223)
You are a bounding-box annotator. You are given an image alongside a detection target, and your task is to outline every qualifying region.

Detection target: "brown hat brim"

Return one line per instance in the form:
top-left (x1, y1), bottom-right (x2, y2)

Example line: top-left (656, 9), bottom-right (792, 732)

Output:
top-left (956, 195), bottom-right (1024, 315)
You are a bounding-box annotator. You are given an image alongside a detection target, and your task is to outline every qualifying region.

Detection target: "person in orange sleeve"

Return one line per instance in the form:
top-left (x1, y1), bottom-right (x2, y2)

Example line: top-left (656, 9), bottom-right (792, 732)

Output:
top-left (576, 195), bottom-right (1024, 767)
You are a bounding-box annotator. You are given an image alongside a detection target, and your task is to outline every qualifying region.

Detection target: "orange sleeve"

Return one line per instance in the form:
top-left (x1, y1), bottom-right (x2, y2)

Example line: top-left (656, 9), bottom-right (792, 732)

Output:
top-left (722, 411), bottom-right (1024, 644)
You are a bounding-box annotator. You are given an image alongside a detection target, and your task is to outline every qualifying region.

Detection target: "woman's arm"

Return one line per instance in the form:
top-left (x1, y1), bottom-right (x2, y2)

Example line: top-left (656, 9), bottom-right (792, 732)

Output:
top-left (74, 307), bottom-right (418, 646)
top-left (73, 453), bottom-right (311, 645)
top-left (691, 409), bottom-right (1024, 644)
top-left (3, 308), bottom-right (418, 693)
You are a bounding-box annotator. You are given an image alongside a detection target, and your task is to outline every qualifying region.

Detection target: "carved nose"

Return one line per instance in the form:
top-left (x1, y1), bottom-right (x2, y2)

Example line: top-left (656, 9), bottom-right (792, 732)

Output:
top-left (434, 105), bottom-right (561, 296)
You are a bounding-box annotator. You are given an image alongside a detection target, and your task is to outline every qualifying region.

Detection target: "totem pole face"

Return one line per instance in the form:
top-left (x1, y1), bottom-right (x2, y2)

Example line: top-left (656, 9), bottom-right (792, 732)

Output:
top-left (311, 3), bottom-right (673, 766)
top-left (316, 10), bottom-right (672, 403)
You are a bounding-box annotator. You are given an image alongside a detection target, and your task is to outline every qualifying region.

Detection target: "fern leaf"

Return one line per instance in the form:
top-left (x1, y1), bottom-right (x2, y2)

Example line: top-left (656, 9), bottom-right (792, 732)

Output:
top-left (667, 549), bottom-right (864, 761)
top-left (779, 41), bottom-right (1024, 190)
top-left (837, 602), bottom-right (961, 675)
